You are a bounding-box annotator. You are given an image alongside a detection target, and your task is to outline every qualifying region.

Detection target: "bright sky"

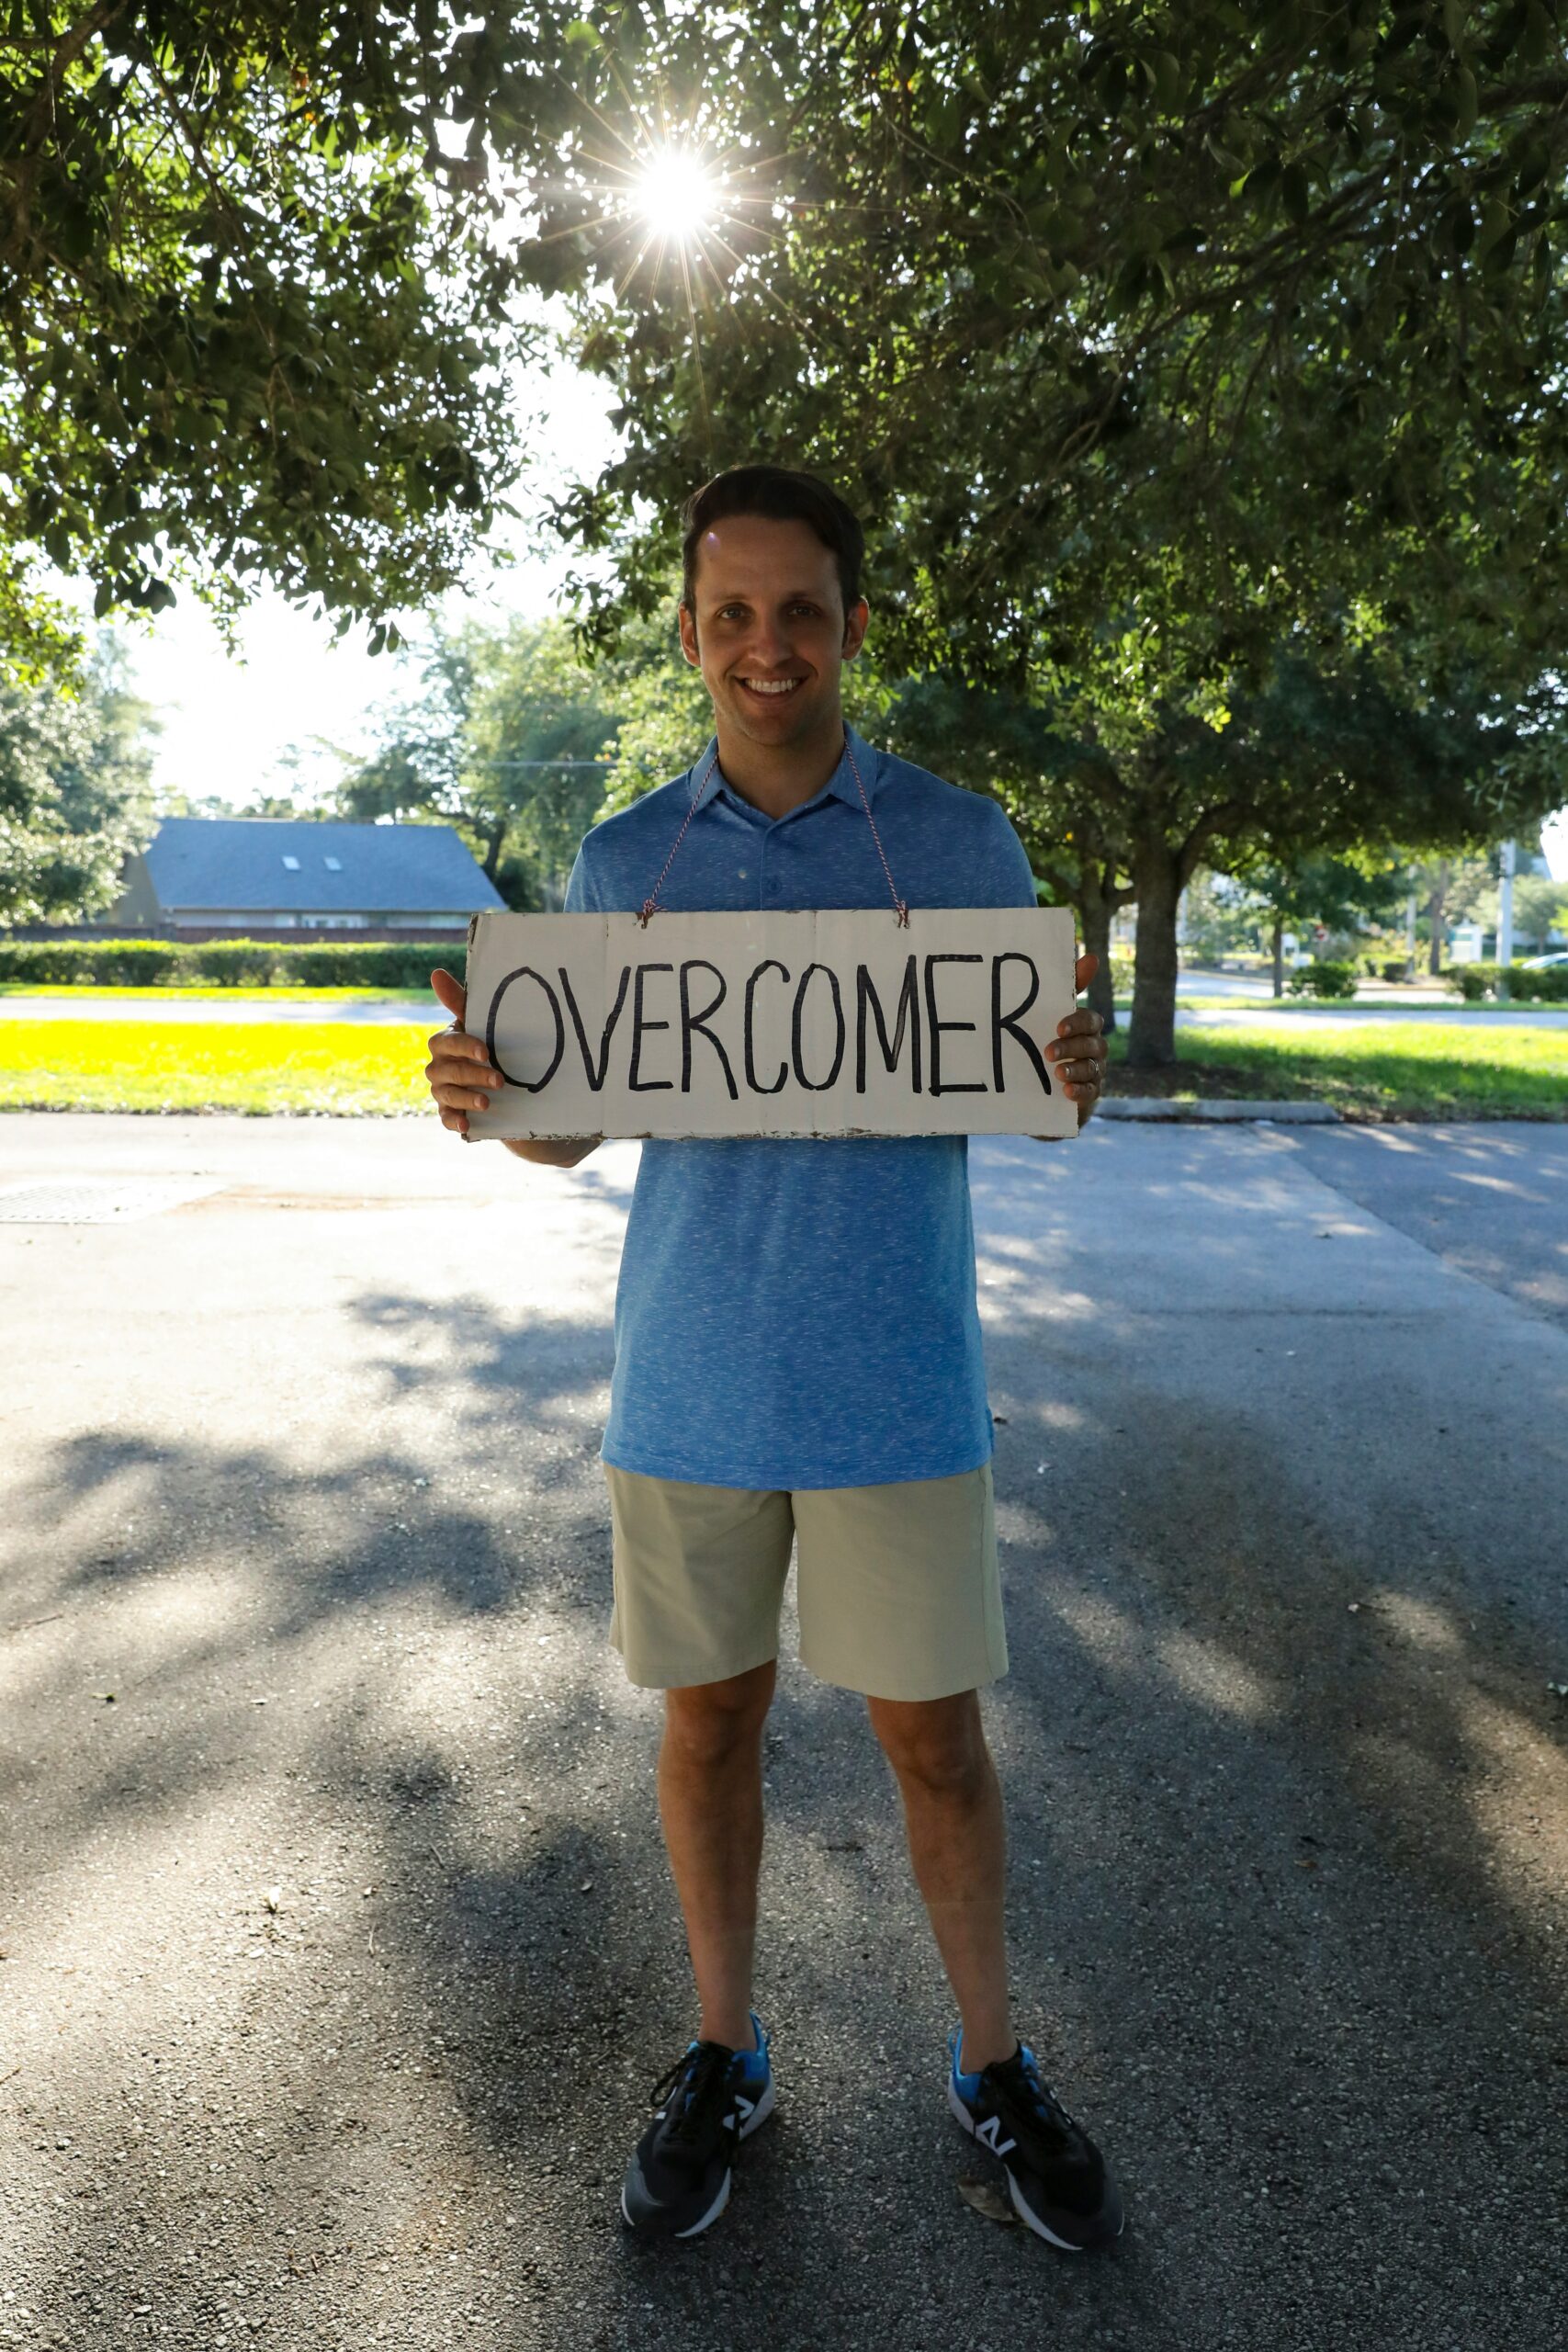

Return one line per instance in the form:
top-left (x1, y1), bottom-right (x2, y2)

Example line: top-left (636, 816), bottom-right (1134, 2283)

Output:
top-left (1542, 809), bottom-right (1568, 881)
top-left (93, 347), bottom-right (626, 810)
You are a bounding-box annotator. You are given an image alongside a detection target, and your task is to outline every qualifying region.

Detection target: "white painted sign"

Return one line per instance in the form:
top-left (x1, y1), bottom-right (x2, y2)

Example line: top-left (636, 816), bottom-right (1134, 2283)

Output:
top-left (461, 906), bottom-right (1079, 1140)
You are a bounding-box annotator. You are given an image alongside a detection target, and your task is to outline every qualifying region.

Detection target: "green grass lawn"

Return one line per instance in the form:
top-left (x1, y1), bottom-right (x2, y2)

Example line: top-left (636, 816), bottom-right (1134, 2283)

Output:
top-left (1170, 993), bottom-right (1565, 1012)
top-left (0, 1012), bottom-right (1562, 1118)
top-left (0, 982), bottom-right (429, 1002)
top-left (0, 1019), bottom-right (431, 1114)
top-left (1107, 1018), bottom-right (1567, 1118)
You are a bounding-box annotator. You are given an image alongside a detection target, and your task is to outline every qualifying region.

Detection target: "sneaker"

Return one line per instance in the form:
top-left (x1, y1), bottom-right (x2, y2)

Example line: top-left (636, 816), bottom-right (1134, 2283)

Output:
top-left (620, 2011), bottom-right (774, 2237)
top-left (947, 2027), bottom-right (1124, 2250)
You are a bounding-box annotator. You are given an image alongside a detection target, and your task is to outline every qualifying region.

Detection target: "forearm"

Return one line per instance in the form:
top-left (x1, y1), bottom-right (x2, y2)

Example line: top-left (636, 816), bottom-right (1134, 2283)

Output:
top-left (502, 1136), bottom-right (601, 1168)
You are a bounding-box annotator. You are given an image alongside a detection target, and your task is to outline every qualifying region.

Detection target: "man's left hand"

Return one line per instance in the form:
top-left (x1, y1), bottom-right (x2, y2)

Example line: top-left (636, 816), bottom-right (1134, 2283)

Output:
top-left (1041, 950), bottom-right (1109, 1134)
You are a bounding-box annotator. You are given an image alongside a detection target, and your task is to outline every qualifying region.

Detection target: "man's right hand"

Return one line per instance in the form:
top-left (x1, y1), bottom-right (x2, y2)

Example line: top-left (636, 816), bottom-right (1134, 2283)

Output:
top-left (425, 967), bottom-right (502, 1138)
top-left (424, 967), bottom-right (599, 1165)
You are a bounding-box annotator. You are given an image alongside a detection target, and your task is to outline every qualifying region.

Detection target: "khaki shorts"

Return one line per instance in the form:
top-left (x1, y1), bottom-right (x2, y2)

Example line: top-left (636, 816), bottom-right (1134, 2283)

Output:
top-left (603, 1460), bottom-right (1005, 1702)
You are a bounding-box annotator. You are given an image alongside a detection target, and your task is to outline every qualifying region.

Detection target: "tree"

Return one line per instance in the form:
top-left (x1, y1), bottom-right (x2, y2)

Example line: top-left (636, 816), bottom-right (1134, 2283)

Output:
top-left (1230, 851), bottom-right (1406, 993)
top-left (334, 614), bottom-right (631, 907)
top-left (0, 630), bottom-right (157, 920)
top-left (171, 788), bottom-right (332, 821)
top-left (1509, 867), bottom-right (1568, 949)
top-left (1179, 868), bottom-right (1275, 966)
top-left (498, 1), bottom-right (1568, 1062)
top-left (1407, 846), bottom-right (1495, 970)
top-left (2, 4), bottom-right (534, 684)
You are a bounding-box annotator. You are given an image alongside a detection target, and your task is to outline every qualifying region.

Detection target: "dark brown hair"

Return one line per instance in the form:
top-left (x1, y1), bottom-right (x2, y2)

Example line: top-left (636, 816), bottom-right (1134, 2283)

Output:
top-left (680, 464), bottom-right (865, 620)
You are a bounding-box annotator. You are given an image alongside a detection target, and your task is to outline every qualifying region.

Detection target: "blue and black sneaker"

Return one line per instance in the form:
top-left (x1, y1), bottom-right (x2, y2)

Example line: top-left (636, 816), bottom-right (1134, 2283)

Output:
top-left (620, 2011), bottom-right (774, 2238)
top-left (948, 2026), bottom-right (1124, 2250)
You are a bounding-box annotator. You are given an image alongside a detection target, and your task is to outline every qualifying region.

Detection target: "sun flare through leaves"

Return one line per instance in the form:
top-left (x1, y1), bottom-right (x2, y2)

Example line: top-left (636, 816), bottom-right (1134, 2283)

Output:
top-left (629, 147), bottom-right (725, 243)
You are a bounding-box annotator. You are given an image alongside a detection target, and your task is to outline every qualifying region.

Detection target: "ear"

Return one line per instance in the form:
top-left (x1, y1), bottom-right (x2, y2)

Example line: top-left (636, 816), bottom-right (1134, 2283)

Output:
top-left (841, 596), bottom-right (870, 663)
top-left (677, 601), bottom-right (701, 669)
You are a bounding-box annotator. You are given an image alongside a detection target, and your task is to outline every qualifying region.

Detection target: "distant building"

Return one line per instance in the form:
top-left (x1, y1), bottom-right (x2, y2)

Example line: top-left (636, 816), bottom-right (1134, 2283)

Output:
top-left (104, 817), bottom-right (504, 941)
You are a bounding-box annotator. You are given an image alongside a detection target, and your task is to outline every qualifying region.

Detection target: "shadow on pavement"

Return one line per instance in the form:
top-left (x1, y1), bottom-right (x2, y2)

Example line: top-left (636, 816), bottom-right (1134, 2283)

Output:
top-left (1, 1152), bottom-right (1565, 2347)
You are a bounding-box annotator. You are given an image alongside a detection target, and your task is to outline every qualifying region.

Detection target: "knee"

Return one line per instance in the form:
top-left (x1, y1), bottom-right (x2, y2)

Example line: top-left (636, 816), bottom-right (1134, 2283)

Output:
top-left (869, 1692), bottom-right (989, 1798)
top-left (663, 1662), bottom-right (774, 1767)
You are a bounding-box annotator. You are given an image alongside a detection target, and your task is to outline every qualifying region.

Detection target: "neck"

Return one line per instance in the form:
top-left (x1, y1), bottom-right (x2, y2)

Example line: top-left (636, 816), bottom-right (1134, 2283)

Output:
top-left (714, 707), bottom-right (848, 821)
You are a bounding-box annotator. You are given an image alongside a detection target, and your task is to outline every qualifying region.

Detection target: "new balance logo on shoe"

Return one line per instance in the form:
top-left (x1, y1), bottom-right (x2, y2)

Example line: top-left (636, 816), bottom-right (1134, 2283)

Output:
top-left (975, 2115), bottom-right (1016, 2157)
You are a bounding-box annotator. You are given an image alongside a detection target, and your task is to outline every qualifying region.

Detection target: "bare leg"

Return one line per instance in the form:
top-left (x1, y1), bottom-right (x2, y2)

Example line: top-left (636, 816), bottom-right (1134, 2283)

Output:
top-left (656, 1658), bottom-right (776, 2051)
top-left (867, 1689), bottom-right (1015, 2073)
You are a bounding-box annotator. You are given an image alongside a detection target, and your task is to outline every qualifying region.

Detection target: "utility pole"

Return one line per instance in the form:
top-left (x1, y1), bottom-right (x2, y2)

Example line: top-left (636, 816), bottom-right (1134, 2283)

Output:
top-left (1497, 840), bottom-right (1517, 997)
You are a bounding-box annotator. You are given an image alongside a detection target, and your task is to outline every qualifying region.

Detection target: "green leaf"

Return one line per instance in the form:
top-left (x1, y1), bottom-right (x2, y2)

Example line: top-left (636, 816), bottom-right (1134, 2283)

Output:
top-left (1152, 51), bottom-right (1182, 108)
top-left (1476, 195), bottom-right (1513, 254)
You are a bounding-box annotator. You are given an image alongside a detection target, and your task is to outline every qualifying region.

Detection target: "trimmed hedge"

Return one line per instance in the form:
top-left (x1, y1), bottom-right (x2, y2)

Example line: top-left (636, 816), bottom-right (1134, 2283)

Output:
top-left (0, 937), bottom-right (459, 989)
top-left (1448, 959), bottom-right (1568, 1004)
top-left (1287, 958), bottom-right (1359, 999)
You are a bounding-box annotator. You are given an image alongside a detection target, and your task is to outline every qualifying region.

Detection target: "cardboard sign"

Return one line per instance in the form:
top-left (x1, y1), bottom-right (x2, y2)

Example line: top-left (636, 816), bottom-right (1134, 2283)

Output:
top-left (461, 905), bottom-right (1079, 1140)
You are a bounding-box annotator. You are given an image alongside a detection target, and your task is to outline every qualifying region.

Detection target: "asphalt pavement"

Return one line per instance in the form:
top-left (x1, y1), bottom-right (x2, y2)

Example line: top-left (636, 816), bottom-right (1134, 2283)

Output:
top-left (1, 1114), bottom-right (1564, 2351)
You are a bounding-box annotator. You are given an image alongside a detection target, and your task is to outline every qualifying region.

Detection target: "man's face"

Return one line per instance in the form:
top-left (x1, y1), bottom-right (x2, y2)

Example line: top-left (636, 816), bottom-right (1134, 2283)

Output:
top-left (678, 512), bottom-right (869, 749)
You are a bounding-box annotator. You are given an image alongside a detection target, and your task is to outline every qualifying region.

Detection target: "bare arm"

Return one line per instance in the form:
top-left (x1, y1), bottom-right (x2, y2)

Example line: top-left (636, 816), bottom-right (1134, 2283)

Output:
top-left (425, 967), bottom-right (600, 1164)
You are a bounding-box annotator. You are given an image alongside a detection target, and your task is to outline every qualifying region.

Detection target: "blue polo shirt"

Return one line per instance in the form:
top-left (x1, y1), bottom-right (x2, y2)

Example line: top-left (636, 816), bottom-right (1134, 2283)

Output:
top-left (563, 723), bottom-right (1040, 1489)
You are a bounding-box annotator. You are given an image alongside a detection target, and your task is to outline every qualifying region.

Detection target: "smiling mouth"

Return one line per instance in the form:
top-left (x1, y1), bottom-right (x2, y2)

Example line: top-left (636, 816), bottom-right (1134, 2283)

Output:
top-left (736, 676), bottom-right (805, 698)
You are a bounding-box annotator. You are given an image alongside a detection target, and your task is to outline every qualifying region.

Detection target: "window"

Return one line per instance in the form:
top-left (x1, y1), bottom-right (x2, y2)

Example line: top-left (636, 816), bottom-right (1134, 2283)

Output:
top-left (280, 854), bottom-right (300, 871)
top-left (323, 855), bottom-right (342, 871)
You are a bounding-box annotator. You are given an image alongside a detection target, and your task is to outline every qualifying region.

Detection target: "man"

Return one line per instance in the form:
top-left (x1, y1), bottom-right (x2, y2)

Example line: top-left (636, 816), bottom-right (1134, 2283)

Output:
top-left (424, 465), bottom-right (1119, 2251)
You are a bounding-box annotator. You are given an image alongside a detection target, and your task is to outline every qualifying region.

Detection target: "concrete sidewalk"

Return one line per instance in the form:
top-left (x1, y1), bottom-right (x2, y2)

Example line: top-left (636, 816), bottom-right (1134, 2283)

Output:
top-left (0, 1115), bottom-right (1563, 2350)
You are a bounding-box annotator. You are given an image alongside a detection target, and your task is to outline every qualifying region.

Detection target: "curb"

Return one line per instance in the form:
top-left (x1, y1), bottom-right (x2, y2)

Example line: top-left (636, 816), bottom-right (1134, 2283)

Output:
top-left (1098, 1098), bottom-right (1340, 1123)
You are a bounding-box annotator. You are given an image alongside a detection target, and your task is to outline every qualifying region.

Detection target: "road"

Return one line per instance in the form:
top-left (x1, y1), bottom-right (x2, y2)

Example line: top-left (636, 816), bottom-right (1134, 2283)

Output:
top-left (0, 1114), bottom-right (1563, 2351)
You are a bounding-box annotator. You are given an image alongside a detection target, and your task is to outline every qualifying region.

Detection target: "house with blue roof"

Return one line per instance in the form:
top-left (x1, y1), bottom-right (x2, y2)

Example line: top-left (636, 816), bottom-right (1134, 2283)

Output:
top-left (107, 817), bottom-right (504, 939)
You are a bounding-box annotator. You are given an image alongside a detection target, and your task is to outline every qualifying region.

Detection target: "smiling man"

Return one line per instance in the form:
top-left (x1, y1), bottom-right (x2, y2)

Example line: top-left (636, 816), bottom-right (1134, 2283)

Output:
top-left (424, 464), bottom-right (1121, 2251)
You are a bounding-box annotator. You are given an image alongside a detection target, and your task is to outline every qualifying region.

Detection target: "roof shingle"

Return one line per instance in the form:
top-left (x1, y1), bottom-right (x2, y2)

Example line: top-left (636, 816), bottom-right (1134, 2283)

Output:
top-left (141, 818), bottom-right (504, 914)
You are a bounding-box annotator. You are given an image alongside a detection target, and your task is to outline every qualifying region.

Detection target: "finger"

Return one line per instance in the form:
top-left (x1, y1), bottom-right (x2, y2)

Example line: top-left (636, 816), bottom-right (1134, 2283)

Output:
top-left (431, 967), bottom-right (468, 1025)
top-left (1074, 950), bottom-right (1100, 989)
top-left (1055, 1007), bottom-right (1104, 1038)
top-left (426, 1039), bottom-right (503, 1080)
top-left (430, 1048), bottom-right (502, 1081)
top-left (438, 1106), bottom-right (469, 1136)
top-left (431, 1080), bottom-right (493, 1112)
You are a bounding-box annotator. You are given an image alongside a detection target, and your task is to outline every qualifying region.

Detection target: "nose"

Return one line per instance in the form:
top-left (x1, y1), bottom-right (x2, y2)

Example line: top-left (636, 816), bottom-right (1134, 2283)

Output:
top-left (739, 614), bottom-right (796, 673)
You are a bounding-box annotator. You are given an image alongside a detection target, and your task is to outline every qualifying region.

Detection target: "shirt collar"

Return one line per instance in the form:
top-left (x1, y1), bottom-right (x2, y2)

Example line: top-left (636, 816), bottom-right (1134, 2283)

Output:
top-left (692, 721), bottom-right (884, 816)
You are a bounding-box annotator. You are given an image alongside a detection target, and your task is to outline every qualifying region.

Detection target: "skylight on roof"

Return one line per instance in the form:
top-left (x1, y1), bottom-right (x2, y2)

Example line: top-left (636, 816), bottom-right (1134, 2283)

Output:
top-left (323, 855), bottom-right (342, 870)
top-left (281, 854), bottom-right (300, 870)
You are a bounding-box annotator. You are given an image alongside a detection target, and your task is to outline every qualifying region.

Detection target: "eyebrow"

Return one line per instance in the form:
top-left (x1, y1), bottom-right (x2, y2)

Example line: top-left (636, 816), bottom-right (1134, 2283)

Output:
top-left (704, 587), bottom-right (828, 606)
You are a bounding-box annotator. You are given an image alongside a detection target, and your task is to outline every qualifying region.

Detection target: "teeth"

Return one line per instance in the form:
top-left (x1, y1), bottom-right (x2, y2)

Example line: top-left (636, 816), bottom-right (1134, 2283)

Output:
top-left (740, 679), bottom-right (801, 695)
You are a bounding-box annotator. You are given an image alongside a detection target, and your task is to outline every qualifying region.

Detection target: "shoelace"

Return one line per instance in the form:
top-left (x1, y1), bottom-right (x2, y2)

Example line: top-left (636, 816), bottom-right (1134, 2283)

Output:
top-left (648, 2040), bottom-right (738, 2149)
top-left (993, 2049), bottom-right (1080, 2152)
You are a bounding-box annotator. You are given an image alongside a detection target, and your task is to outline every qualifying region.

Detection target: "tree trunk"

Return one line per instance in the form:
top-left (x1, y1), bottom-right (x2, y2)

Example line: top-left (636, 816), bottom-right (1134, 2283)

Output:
top-left (1426, 859), bottom-right (1450, 976)
top-left (1075, 888), bottom-right (1117, 1035)
top-left (482, 822), bottom-right (507, 883)
top-left (1127, 833), bottom-right (1183, 1068)
top-left (1271, 914), bottom-right (1284, 998)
